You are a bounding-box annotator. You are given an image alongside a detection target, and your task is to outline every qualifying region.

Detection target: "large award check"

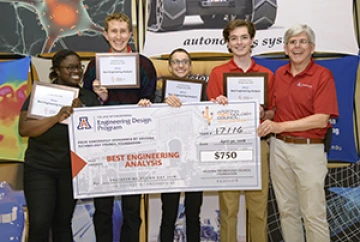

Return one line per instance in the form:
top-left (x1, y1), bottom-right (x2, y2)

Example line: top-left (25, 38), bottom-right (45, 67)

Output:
top-left (69, 101), bottom-right (261, 199)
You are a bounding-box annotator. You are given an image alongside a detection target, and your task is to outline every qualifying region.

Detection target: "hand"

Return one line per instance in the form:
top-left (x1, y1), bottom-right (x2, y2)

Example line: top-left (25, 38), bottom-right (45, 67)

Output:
top-left (165, 95), bottom-right (182, 108)
top-left (257, 120), bottom-right (283, 137)
top-left (92, 79), bottom-right (108, 102)
top-left (72, 98), bottom-right (83, 108)
top-left (213, 95), bottom-right (228, 105)
top-left (259, 105), bottom-right (265, 120)
top-left (55, 106), bottom-right (73, 123)
top-left (137, 98), bottom-right (152, 107)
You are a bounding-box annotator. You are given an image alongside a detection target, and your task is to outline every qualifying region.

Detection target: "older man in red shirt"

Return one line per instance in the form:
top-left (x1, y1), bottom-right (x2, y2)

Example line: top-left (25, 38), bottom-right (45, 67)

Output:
top-left (258, 24), bottom-right (338, 242)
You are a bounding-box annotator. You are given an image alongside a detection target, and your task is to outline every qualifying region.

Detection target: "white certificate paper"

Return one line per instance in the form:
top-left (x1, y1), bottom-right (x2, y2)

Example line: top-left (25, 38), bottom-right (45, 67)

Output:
top-left (164, 79), bottom-right (204, 102)
top-left (224, 73), bottom-right (268, 107)
top-left (69, 101), bottom-right (261, 199)
top-left (96, 53), bottom-right (139, 89)
top-left (28, 82), bottom-right (79, 123)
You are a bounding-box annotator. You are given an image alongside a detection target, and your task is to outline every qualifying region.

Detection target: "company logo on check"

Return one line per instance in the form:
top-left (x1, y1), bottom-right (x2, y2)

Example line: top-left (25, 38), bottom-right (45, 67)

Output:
top-left (202, 106), bottom-right (213, 125)
top-left (77, 116), bottom-right (92, 130)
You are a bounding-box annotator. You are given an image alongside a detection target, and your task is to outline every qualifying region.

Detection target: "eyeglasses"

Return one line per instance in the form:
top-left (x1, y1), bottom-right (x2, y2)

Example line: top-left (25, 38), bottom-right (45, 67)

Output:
top-left (287, 39), bottom-right (312, 46)
top-left (60, 65), bottom-right (85, 72)
top-left (171, 59), bottom-right (191, 66)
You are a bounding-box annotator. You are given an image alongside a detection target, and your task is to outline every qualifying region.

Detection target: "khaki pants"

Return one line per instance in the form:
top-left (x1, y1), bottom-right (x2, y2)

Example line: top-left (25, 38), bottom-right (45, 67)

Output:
top-left (219, 140), bottom-right (269, 242)
top-left (270, 137), bottom-right (330, 242)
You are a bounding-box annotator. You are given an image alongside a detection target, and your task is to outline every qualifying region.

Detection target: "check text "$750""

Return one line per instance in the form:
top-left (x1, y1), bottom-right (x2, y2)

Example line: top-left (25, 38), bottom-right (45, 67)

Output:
top-left (214, 151), bottom-right (237, 160)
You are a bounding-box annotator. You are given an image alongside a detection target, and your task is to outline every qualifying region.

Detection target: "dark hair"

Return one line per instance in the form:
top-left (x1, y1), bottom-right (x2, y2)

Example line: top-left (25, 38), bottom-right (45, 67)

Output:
top-left (49, 49), bottom-right (80, 80)
top-left (104, 12), bottom-right (132, 32)
top-left (168, 48), bottom-right (192, 65)
top-left (222, 19), bottom-right (256, 42)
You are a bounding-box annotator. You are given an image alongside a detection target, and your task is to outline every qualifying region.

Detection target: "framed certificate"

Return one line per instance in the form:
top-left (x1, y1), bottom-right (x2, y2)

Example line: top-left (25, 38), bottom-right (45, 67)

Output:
top-left (96, 53), bottom-right (140, 89)
top-left (27, 82), bottom-right (79, 122)
top-left (161, 76), bottom-right (206, 103)
top-left (223, 72), bottom-right (268, 108)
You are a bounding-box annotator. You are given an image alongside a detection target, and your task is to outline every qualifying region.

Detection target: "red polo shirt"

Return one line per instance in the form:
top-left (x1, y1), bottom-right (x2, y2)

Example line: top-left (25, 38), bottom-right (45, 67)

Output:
top-left (207, 57), bottom-right (274, 107)
top-left (270, 60), bottom-right (339, 138)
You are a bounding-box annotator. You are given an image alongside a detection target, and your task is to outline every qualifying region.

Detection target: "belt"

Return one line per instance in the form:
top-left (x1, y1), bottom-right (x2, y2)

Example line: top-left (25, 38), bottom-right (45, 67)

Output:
top-left (274, 134), bottom-right (324, 144)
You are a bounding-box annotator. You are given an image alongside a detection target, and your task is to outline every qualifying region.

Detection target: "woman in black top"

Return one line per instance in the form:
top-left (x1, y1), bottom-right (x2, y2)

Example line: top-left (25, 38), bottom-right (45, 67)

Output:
top-left (18, 49), bottom-right (100, 242)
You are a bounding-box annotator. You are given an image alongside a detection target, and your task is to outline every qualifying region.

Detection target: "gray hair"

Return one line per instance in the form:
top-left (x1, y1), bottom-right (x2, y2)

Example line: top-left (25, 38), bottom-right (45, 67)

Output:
top-left (284, 24), bottom-right (315, 44)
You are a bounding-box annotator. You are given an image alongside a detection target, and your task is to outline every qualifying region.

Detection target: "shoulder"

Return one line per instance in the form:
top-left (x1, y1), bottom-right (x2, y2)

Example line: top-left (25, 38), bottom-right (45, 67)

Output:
top-left (139, 54), bottom-right (155, 68)
top-left (255, 64), bottom-right (274, 75)
top-left (211, 61), bottom-right (231, 74)
top-left (86, 59), bottom-right (96, 70)
top-left (312, 62), bottom-right (332, 75)
top-left (275, 64), bottom-right (288, 75)
top-left (139, 54), bottom-right (157, 78)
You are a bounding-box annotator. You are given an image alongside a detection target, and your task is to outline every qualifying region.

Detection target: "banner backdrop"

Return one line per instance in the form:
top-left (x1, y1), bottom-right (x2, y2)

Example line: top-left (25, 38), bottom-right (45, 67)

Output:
top-left (0, 0), bottom-right (132, 55)
top-left (143, 0), bottom-right (358, 57)
top-left (253, 55), bottom-right (360, 163)
top-left (0, 57), bottom-right (30, 161)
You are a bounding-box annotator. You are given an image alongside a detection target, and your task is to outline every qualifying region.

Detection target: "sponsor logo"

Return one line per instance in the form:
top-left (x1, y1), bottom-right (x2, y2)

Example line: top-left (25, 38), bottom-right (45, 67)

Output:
top-left (297, 82), bottom-right (312, 88)
top-left (202, 106), bottom-right (213, 125)
top-left (77, 116), bottom-right (91, 130)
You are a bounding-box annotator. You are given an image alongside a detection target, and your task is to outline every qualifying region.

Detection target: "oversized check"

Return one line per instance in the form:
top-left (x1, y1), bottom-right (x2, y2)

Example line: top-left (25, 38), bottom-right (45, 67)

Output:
top-left (69, 101), bottom-right (261, 199)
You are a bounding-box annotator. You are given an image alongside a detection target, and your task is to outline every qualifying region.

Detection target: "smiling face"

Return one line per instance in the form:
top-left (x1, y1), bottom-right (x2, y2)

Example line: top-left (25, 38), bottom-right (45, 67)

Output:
top-left (103, 19), bottom-right (132, 53)
top-left (56, 55), bottom-right (83, 87)
top-left (227, 26), bottom-right (254, 58)
top-left (168, 51), bottom-right (192, 78)
top-left (284, 31), bottom-right (315, 66)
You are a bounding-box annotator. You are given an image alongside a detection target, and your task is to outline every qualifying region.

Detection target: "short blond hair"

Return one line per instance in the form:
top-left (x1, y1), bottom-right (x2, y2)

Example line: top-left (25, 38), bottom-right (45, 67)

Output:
top-left (104, 12), bottom-right (131, 32)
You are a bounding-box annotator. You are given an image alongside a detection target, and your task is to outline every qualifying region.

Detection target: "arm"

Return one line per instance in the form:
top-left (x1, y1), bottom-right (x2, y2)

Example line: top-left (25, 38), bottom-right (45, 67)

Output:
top-left (82, 60), bottom-right (108, 103)
top-left (262, 71), bottom-right (275, 121)
top-left (206, 68), bottom-right (223, 100)
top-left (261, 109), bottom-right (274, 121)
top-left (139, 56), bottom-right (157, 102)
top-left (257, 113), bottom-right (329, 137)
top-left (82, 60), bottom-right (96, 91)
top-left (18, 106), bottom-right (73, 137)
top-left (92, 79), bottom-right (109, 103)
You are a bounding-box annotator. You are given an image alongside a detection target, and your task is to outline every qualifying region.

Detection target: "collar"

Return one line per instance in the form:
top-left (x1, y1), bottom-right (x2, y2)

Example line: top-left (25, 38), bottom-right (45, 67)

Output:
top-left (284, 59), bottom-right (315, 76)
top-left (228, 58), bottom-right (259, 72)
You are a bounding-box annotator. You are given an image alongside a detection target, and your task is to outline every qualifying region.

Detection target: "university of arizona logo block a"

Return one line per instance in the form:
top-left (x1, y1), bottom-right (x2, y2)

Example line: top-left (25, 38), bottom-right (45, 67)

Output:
top-left (77, 116), bottom-right (91, 130)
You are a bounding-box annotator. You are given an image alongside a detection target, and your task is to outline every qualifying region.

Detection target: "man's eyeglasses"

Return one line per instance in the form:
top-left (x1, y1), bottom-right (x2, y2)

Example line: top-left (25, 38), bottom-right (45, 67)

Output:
top-left (60, 65), bottom-right (85, 72)
top-left (287, 39), bottom-right (312, 46)
top-left (171, 59), bottom-right (191, 66)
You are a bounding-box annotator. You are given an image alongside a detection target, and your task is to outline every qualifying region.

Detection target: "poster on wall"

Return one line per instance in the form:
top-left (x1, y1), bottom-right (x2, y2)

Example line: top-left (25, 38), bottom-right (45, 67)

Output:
top-left (143, 0), bottom-right (358, 57)
top-left (0, 0), bottom-right (132, 55)
top-left (0, 57), bottom-right (31, 161)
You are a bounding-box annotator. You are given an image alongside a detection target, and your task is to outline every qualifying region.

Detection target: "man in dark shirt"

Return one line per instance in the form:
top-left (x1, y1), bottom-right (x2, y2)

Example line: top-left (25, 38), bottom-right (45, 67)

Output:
top-left (82, 12), bottom-right (157, 242)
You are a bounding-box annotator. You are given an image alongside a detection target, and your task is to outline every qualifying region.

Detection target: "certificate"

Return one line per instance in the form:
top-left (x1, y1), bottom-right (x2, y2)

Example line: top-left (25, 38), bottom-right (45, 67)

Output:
top-left (162, 77), bottom-right (205, 102)
top-left (27, 82), bottom-right (79, 123)
top-left (69, 101), bottom-right (261, 199)
top-left (96, 53), bottom-right (139, 89)
top-left (223, 73), bottom-right (268, 107)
